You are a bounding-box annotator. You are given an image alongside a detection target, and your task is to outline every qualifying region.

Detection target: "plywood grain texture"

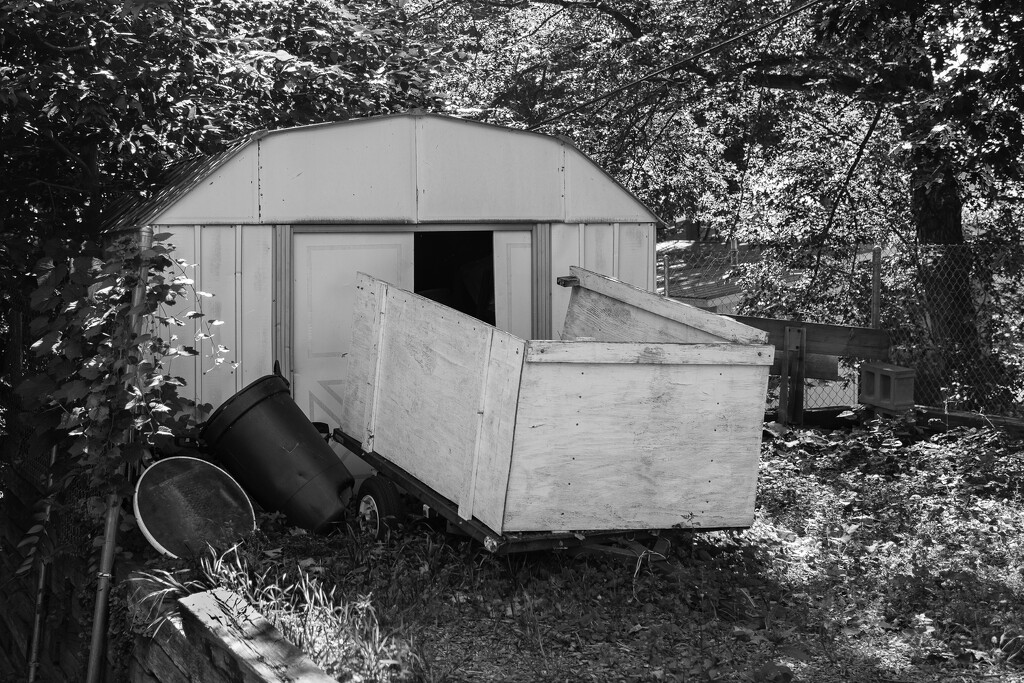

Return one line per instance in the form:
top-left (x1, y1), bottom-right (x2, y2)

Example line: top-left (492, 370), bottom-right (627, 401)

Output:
top-left (342, 271), bottom-right (770, 537)
top-left (528, 341), bottom-right (773, 365)
top-left (459, 329), bottom-right (526, 530)
top-left (502, 361), bottom-right (768, 531)
top-left (372, 289), bottom-right (500, 505)
top-left (564, 266), bottom-right (768, 345)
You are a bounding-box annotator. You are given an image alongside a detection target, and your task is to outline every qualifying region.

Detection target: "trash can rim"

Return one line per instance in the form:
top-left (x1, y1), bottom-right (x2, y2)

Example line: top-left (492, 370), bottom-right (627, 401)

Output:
top-left (200, 374), bottom-right (290, 446)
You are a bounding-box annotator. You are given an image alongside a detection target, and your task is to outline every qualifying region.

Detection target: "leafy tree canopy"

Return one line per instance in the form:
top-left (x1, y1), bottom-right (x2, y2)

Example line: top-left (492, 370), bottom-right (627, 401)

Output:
top-left (0, 0), bottom-right (442, 244)
top-left (413, 0), bottom-right (1023, 243)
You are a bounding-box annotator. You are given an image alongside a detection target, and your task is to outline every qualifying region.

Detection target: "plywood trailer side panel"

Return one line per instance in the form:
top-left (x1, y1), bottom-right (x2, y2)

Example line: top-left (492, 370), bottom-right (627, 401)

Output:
top-left (459, 331), bottom-right (525, 532)
top-left (341, 274), bottom-right (524, 526)
top-left (501, 344), bottom-right (770, 532)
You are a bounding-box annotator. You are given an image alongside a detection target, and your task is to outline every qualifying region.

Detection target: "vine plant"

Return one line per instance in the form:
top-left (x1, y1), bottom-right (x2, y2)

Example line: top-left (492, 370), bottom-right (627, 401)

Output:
top-left (14, 232), bottom-right (229, 574)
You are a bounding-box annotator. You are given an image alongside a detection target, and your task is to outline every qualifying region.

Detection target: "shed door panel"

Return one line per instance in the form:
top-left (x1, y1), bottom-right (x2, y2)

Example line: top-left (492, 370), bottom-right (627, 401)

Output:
top-left (493, 230), bottom-right (532, 339)
top-left (292, 232), bottom-right (413, 424)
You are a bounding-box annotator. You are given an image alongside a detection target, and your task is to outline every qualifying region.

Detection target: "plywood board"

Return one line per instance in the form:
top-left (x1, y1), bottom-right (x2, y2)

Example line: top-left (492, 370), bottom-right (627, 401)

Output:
top-left (503, 361), bottom-right (768, 531)
top-left (371, 289), bottom-right (510, 506)
top-left (566, 266), bottom-right (768, 344)
top-left (460, 330), bottom-right (525, 531)
top-left (562, 287), bottom-right (746, 344)
top-left (339, 274), bottom-right (384, 443)
top-left (527, 341), bottom-right (773, 366)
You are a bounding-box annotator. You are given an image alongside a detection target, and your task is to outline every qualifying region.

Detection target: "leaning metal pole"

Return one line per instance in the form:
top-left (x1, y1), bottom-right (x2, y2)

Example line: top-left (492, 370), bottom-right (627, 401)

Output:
top-left (85, 225), bottom-right (154, 683)
top-left (26, 446), bottom-right (57, 683)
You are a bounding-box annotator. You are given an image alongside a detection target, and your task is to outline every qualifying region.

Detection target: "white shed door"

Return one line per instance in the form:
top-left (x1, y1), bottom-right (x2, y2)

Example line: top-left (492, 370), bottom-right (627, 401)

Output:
top-left (493, 230), bottom-right (533, 339)
top-left (292, 232), bottom-right (413, 425)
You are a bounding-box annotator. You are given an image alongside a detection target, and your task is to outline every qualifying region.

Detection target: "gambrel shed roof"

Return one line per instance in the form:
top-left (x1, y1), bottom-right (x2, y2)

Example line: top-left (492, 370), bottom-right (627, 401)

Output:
top-left (106, 114), bottom-right (661, 230)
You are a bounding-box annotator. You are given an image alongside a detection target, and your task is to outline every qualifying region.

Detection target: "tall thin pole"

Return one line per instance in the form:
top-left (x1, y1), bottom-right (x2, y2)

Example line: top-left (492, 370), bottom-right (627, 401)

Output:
top-left (85, 225), bottom-right (154, 683)
top-left (871, 245), bottom-right (881, 328)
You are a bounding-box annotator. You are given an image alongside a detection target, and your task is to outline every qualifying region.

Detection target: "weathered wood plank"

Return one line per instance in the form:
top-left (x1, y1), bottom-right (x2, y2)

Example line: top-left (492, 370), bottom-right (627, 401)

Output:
top-left (464, 330), bottom-right (526, 532)
top-left (362, 281), bottom-right (389, 453)
top-left (178, 588), bottom-right (335, 683)
top-left (564, 266), bottom-right (768, 344)
top-left (131, 632), bottom-right (192, 683)
top-left (132, 618), bottom-right (234, 683)
top-left (526, 341), bottom-right (774, 366)
top-left (459, 327), bottom-right (495, 521)
top-left (562, 286), bottom-right (729, 343)
top-left (503, 361), bottom-right (768, 532)
top-left (769, 352), bottom-right (839, 381)
top-left (725, 315), bottom-right (890, 359)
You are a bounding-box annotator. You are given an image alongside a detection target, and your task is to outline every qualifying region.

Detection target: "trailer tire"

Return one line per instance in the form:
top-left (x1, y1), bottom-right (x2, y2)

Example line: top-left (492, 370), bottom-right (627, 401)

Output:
top-left (357, 476), bottom-right (403, 540)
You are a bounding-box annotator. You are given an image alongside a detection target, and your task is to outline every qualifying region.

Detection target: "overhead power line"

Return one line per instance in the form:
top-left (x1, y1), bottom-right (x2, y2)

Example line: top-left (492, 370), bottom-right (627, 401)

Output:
top-left (527, 0), bottom-right (829, 130)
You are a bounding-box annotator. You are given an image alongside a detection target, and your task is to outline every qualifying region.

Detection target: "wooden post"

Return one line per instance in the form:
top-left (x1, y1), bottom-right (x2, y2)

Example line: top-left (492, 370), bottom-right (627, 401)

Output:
top-left (871, 245), bottom-right (881, 328)
top-left (778, 326), bottom-right (806, 425)
top-left (662, 254), bottom-right (670, 296)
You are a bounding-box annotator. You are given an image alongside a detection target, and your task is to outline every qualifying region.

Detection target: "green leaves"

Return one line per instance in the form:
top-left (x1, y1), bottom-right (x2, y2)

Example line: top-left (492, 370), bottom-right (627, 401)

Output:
top-left (11, 234), bottom-right (225, 570)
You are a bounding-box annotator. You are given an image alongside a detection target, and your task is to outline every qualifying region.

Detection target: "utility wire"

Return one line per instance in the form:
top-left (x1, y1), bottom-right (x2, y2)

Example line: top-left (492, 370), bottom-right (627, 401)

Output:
top-left (527, 0), bottom-right (830, 130)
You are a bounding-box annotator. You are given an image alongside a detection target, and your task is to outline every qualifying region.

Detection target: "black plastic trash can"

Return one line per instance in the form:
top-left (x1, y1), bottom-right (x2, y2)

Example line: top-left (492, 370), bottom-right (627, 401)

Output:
top-left (200, 374), bottom-right (354, 532)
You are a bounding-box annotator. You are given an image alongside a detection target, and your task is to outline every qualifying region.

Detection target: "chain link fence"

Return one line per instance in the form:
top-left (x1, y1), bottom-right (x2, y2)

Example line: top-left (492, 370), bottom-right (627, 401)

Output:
top-left (885, 243), bottom-right (1024, 417)
top-left (660, 240), bottom-right (1024, 418)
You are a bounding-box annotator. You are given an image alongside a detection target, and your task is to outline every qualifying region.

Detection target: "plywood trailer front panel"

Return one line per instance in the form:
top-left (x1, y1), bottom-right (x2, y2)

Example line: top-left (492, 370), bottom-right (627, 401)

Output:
top-left (500, 342), bottom-right (771, 532)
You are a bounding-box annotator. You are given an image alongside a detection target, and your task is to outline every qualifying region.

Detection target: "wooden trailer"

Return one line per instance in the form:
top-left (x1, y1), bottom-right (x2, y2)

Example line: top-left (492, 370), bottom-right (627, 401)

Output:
top-left (335, 264), bottom-right (774, 552)
top-left (334, 267), bottom-right (773, 552)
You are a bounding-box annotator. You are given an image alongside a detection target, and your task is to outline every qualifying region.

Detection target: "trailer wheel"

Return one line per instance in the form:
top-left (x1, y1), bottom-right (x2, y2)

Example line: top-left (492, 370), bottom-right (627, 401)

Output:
top-left (357, 476), bottom-right (403, 540)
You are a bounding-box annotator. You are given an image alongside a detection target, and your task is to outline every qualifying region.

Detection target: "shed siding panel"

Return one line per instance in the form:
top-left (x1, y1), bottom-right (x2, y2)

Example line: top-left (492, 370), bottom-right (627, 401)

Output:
top-left (155, 148), bottom-right (259, 225)
top-left (502, 360), bottom-right (768, 531)
top-left (549, 223), bottom-right (582, 336)
top-left (239, 225), bottom-right (274, 386)
top-left (416, 117), bottom-right (564, 222)
top-left (564, 151), bottom-right (655, 223)
top-left (157, 226), bottom-right (201, 405)
top-left (550, 223), bottom-right (655, 335)
top-left (583, 224), bottom-right (615, 278)
top-left (493, 230), bottom-right (533, 340)
top-left (616, 224), bottom-right (656, 291)
top-left (198, 226), bottom-right (240, 410)
top-left (259, 119), bottom-right (417, 224)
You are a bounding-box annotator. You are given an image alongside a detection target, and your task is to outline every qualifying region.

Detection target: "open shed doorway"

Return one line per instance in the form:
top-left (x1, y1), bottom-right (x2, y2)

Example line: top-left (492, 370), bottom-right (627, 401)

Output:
top-left (415, 231), bottom-right (496, 326)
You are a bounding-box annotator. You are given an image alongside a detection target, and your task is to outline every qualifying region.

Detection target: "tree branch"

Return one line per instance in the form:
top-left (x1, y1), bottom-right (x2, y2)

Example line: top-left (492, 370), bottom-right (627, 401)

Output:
top-left (40, 39), bottom-right (91, 53)
top-left (531, 0), bottom-right (643, 38)
top-left (805, 104), bottom-right (885, 296)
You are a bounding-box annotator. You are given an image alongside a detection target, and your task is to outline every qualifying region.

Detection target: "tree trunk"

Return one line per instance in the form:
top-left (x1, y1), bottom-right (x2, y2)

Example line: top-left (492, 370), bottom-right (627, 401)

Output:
top-left (906, 143), bottom-right (986, 409)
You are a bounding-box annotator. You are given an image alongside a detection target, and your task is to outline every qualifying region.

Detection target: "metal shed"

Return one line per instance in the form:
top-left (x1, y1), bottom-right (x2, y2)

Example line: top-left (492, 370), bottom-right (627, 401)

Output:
top-left (108, 113), bottom-right (662, 424)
